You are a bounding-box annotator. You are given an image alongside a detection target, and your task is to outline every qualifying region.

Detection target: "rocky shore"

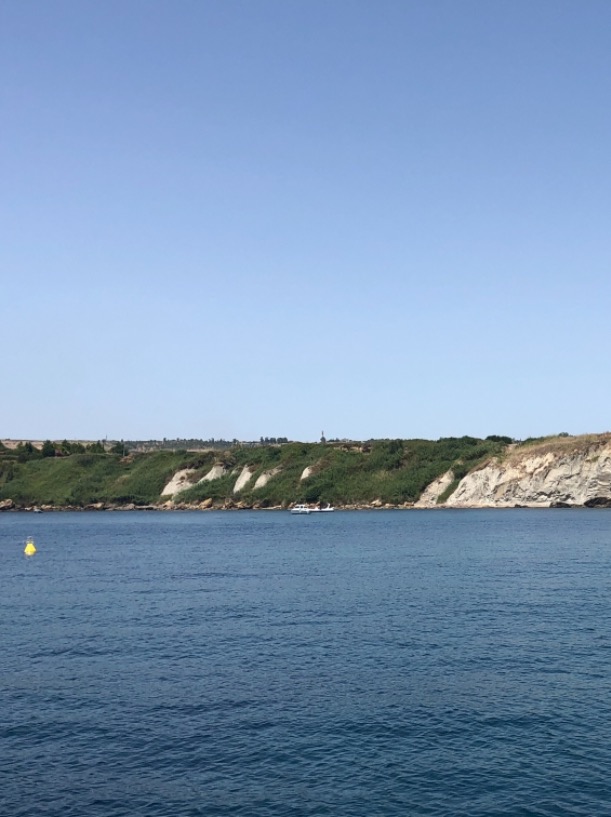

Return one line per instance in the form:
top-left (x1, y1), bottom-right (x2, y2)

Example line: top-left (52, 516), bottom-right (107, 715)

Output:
top-left (0, 498), bottom-right (414, 512)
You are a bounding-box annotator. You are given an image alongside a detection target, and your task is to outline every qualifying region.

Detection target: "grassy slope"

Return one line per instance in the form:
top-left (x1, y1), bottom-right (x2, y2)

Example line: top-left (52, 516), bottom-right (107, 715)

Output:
top-left (8, 434), bottom-right (586, 507)
top-left (0, 451), bottom-right (199, 506)
top-left (0, 437), bottom-right (509, 507)
top-left (511, 433), bottom-right (611, 459)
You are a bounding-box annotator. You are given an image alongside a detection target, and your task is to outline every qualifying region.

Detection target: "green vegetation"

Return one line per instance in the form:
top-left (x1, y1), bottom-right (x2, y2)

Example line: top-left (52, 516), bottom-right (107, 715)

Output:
top-left (436, 478), bottom-right (461, 505)
top-left (516, 433), bottom-right (576, 449)
top-left (0, 435), bottom-right (509, 508)
top-left (0, 449), bottom-right (210, 507)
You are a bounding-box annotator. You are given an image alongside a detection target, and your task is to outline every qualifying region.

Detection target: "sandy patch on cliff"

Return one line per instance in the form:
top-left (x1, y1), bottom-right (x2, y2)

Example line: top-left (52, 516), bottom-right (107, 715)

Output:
top-left (415, 470), bottom-right (454, 507)
top-left (199, 464), bottom-right (227, 482)
top-left (233, 466), bottom-right (254, 493)
top-left (254, 467), bottom-right (281, 490)
top-left (161, 468), bottom-right (196, 497)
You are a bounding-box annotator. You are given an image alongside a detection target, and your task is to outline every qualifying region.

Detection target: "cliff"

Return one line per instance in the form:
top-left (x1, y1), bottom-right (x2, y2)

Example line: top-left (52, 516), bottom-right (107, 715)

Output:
top-left (421, 435), bottom-right (611, 508)
top-left (2, 434), bottom-right (611, 510)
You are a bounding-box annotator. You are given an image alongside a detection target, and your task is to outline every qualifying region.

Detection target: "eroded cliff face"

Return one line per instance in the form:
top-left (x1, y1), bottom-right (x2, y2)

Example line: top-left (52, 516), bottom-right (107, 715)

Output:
top-left (439, 436), bottom-right (611, 508)
top-left (414, 470), bottom-right (455, 508)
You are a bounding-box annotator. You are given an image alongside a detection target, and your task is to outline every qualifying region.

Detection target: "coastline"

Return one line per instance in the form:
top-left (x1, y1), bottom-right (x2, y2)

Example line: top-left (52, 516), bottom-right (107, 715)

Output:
top-left (0, 502), bottom-right (605, 512)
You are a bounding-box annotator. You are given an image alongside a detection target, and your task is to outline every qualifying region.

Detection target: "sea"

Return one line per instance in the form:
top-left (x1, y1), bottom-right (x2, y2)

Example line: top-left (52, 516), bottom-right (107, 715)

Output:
top-left (2, 509), bottom-right (611, 817)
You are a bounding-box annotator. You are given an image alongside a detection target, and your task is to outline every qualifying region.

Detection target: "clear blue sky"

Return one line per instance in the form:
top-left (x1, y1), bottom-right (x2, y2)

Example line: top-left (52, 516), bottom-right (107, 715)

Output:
top-left (2, 0), bottom-right (610, 442)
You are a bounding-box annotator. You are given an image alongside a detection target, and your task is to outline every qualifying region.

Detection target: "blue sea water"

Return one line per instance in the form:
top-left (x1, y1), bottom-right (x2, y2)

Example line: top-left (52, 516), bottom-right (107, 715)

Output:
top-left (2, 509), bottom-right (611, 817)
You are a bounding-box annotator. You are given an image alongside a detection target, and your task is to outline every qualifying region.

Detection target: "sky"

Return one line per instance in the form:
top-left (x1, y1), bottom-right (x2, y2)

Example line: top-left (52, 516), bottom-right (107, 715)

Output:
top-left (2, 0), bottom-right (611, 442)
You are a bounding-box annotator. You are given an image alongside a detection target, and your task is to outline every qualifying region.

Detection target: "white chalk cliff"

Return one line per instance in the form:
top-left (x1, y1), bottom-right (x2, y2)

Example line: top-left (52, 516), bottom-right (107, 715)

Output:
top-left (254, 467), bottom-right (281, 490)
top-left (161, 463), bottom-right (227, 498)
top-left (161, 468), bottom-right (196, 497)
top-left (414, 470), bottom-right (455, 508)
top-left (433, 436), bottom-right (611, 508)
top-left (233, 466), bottom-right (254, 494)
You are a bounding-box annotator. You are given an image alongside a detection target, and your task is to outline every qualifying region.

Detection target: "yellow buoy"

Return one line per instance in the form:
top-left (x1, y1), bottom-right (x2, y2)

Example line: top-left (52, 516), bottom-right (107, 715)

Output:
top-left (24, 537), bottom-right (37, 556)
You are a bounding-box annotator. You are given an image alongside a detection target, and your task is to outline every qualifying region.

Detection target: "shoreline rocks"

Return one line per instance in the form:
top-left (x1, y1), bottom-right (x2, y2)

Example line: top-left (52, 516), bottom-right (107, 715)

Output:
top-left (3, 499), bottom-right (610, 512)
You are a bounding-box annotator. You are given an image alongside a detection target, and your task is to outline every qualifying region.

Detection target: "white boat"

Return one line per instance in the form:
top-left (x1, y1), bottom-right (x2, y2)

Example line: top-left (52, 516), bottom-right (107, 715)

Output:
top-left (292, 503), bottom-right (335, 514)
top-left (310, 503), bottom-right (335, 513)
top-left (290, 503), bottom-right (312, 514)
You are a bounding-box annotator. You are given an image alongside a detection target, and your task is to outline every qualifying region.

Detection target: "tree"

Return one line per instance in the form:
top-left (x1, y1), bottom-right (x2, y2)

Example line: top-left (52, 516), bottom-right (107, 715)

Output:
top-left (16, 441), bottom-right (39, 462)
top-left (41, 440), bottom-right (56, 458)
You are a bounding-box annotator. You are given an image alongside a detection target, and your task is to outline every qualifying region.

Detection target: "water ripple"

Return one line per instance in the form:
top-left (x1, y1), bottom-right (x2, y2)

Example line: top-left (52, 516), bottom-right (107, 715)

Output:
top-left (3, 509), bottom-right (611, 816)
